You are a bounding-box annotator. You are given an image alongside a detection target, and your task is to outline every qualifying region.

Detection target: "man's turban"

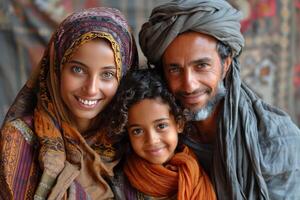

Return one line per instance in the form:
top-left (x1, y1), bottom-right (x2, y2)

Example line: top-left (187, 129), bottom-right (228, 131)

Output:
top-left (139, 0), bottom-right (245, 64)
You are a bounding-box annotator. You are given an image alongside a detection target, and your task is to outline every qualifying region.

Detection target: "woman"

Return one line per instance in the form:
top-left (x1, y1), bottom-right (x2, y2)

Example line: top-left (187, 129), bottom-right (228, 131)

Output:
top-left (0, 7), bottom-right (138, 199)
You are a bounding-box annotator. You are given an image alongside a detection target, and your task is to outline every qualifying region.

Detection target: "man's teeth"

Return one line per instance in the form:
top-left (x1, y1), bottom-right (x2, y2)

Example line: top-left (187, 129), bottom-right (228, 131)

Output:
top-left (78, 98), bottom-right (98, 105)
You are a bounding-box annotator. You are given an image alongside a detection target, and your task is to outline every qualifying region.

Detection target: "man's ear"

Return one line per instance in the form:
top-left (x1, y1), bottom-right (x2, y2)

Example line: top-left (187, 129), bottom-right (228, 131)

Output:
top-left (222, 56), bottom-right (232, 79)
top-left (176, 118), bottom-right (185, 134)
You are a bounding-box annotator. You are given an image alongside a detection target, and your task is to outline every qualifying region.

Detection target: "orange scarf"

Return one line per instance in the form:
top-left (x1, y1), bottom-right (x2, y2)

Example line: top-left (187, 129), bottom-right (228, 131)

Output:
top-left (124, 146), bottom-right (216, 200)
top-left (34, 105), bottom-right (115, 199)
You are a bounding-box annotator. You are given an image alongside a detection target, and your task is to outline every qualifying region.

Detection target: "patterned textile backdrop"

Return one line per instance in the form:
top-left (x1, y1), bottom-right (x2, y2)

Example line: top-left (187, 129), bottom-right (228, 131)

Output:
top-left (0, 0), bottom-right (299, 126)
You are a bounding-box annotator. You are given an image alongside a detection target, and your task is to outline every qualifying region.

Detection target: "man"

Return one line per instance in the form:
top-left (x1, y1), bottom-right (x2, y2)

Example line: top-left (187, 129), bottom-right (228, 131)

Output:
top-left (139, 0), bottom-right (300, 199)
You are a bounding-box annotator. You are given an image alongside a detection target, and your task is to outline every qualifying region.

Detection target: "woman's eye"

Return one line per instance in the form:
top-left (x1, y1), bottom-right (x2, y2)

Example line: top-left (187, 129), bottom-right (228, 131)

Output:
top-left (101, 71), bottom-right (116, 80)
top-left (72, 66), bottom-right (84, 74)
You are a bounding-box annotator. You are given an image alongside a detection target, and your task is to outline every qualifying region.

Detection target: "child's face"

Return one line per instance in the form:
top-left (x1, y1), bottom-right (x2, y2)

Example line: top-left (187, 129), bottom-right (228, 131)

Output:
top-left (127, 98), bottom-right (183, 164)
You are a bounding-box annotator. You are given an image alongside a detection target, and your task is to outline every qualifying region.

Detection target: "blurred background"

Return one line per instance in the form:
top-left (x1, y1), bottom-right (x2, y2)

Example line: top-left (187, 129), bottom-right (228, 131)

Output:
top-left (0, 0), bottom-right (299, 126)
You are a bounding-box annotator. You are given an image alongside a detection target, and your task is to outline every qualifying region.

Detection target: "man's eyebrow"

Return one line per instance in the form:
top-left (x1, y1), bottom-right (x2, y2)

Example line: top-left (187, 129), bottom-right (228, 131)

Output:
top-left (165, 57), bottom-right (212, 68)
top-left (165, 63), bottom-right (181, 68)
top-left (189, 57), bottom-right (212, 66)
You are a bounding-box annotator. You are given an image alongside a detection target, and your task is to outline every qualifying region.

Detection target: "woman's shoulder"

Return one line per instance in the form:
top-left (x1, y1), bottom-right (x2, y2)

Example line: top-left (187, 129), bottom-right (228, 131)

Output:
top-left (1, 115), bottom-right (38, 146)
top-left (0, 115), bottom-right (41, 199)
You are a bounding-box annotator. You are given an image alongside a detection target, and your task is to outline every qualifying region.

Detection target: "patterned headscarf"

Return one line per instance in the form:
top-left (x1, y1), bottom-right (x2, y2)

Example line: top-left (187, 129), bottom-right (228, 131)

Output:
top-left (3, 7), bottom-right (138, 199)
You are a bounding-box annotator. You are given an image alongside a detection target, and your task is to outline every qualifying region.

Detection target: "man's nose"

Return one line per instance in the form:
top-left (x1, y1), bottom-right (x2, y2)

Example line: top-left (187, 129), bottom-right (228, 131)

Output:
top-left (182, 69), bottom-right (198, 93)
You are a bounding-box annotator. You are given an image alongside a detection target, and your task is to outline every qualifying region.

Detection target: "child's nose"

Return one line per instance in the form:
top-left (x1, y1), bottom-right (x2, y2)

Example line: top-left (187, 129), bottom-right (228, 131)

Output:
top-left (146, 130), bottom-right (160, 144)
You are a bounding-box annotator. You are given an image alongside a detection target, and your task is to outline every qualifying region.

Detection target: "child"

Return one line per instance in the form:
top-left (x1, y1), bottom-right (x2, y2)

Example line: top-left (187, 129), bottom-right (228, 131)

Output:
top-left (107, 69), bottom-right (216, 200)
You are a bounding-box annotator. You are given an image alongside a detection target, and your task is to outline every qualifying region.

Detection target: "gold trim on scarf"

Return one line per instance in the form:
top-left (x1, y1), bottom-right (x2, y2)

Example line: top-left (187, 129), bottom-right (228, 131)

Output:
top-left (61, 32), bottom-right (122, 81)
top-left (11, 119), bottom-right (37, 145)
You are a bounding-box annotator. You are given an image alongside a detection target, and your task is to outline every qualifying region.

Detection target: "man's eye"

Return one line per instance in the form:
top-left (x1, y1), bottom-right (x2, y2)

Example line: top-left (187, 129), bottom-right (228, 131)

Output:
top-left (169, 67), bottom-right (181, 74)
top-left (72, 66), bottom-right (84, 74)
top-left (196, 63), bottom-right (209, 69)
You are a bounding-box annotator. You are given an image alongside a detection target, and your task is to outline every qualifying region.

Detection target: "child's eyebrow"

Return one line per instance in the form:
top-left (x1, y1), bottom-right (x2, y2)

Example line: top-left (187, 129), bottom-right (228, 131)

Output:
top-left (127, 124), bottom-right (140, 129)
top-left (153, 118), bottom-right (169, 123)
top-left (127, 118), bottom-right (170, 129)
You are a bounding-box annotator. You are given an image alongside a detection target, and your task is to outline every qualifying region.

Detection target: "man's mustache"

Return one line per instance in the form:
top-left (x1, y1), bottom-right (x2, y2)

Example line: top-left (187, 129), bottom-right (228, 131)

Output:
top-left (176, 88), bottom-right (212, 97)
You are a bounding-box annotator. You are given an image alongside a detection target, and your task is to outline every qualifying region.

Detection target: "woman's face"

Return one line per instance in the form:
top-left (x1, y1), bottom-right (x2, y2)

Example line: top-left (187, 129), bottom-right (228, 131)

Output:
top-left (60, 39), bottom-right (118, 131)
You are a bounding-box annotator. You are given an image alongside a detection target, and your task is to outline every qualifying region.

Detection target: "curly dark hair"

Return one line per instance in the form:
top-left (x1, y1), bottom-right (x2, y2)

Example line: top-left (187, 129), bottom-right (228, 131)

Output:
top-left (105, 68), bottom-right (184, 140)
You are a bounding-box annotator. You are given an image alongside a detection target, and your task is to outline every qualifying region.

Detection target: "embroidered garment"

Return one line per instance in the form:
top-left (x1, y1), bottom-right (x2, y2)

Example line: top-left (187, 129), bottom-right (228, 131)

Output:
top-left (0, 7), bottom-right (138, 200)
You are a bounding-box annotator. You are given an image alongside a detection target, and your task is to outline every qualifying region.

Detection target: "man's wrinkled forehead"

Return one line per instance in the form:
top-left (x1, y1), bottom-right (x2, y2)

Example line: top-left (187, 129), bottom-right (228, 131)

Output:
top-left (162, 31), bottom-right (218, 64)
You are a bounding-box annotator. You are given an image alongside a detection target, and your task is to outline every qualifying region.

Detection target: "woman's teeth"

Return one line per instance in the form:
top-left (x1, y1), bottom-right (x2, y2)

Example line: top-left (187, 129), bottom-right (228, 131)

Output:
top-left (78, 98), bottom-right (98, 106)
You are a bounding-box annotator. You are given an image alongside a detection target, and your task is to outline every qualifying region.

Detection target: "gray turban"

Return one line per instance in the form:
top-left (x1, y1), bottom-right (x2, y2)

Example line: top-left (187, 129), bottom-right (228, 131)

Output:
top-left (139, 0), bottom-right (245, 64)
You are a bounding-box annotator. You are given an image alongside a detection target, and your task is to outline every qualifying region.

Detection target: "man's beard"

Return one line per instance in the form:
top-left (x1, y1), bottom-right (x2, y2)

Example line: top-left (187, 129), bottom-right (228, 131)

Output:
top-left (187, 81), bottom-right (226, 121)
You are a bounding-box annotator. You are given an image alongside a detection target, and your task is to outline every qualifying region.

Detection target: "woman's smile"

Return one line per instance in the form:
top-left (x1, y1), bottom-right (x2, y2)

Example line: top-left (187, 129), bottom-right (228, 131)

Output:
top-left (75, 96), bottom-right (101, 108)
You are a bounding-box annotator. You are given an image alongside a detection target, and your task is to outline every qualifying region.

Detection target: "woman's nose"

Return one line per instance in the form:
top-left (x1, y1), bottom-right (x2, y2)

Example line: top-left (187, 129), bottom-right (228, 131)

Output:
top-left (84, 76), bottom-right (98, 95)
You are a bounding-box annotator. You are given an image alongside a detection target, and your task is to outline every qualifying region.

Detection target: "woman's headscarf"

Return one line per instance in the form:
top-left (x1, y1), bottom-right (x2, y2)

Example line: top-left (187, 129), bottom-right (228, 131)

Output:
top-left (139, 0), bottom-right (300, 199)
top-left (3, 7), bottom-right (138, 199)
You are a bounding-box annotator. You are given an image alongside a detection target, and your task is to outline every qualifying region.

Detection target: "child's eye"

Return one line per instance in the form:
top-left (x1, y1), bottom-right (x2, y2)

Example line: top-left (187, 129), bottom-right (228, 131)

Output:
top-left (101, 71), bottom-right (116, 80)
top-left (157, 123), bottom-right (168, 130)
top-left (130, 128), bottom-right (144, 136)
top-left (71, 66), bottom-right (84, 74)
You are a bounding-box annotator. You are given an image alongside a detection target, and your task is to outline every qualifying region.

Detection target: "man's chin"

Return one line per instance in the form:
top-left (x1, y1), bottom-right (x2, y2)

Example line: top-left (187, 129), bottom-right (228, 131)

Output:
top-left (182, 102), bottom-right (204, 112)
top-left (190, 105), bottom-right (212, 121)
top-left (182, 104), bottom-right (209, 121)
top-left (182, 80), bottom-right (226, 122)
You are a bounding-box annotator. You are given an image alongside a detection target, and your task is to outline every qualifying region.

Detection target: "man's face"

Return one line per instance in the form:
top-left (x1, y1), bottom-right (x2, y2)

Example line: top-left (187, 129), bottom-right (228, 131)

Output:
top-left (162, 32), bottom-right (231, 120)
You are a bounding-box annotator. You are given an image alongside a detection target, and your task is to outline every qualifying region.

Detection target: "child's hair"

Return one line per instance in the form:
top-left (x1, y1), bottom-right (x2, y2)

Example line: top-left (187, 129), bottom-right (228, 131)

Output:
top-left (106, 68), bottom-right (184, 139)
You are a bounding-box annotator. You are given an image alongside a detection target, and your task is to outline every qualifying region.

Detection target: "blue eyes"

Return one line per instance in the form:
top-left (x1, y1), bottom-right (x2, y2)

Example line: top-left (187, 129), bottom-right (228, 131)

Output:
top-left (70, 65), bottom-right (116, 80)
top-left (101, 71), bottom-right (115, 79)
top-left (72, 66), bottom-right (84, 74)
